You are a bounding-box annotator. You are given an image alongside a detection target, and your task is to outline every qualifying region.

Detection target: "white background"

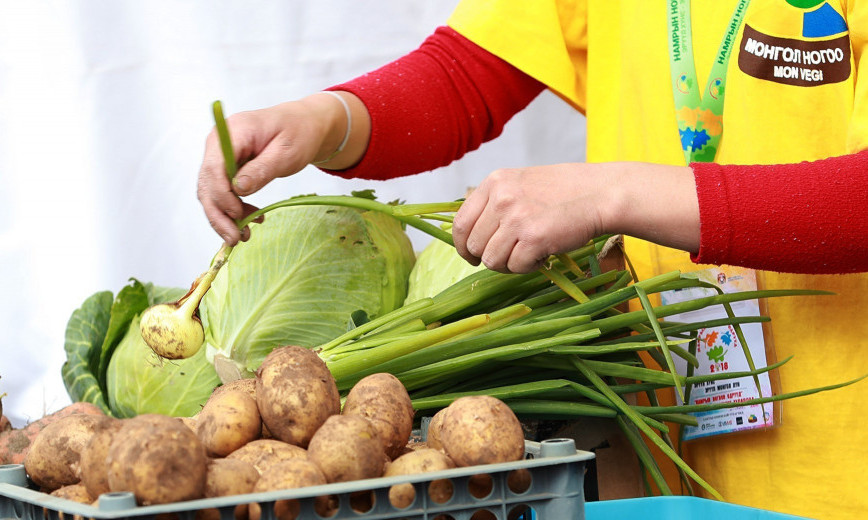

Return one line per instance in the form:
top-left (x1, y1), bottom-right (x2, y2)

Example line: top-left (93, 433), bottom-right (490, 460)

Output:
top-left (0, 0), bottom-right (586, 426)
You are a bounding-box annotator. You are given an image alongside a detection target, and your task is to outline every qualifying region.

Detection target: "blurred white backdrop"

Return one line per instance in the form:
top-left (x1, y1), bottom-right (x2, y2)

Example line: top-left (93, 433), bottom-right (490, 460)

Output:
top-left (0, 0), bottom-right (586, 425)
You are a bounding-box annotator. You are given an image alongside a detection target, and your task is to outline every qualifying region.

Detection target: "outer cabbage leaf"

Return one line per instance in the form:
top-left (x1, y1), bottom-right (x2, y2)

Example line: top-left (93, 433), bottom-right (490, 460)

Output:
top-left (62, 291), bottom-right (113, 413)
top-left (96, 280), bottom-right (150, 395)
top-left (107, 312), bottom-right (220, 418)
top-left (202, 206), bottom-right (415, 378)
top-left (404, 236), bottom-right (486, 304)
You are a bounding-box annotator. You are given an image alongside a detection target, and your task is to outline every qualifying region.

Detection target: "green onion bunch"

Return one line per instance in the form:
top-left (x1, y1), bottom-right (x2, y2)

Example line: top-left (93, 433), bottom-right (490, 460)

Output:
top-left (312, 236), bottom-right (860, 499)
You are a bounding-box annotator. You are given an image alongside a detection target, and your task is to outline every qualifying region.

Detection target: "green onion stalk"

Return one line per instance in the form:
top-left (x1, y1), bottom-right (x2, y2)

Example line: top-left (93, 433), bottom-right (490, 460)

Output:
top-left (139, 101), bottom-right (866, 501)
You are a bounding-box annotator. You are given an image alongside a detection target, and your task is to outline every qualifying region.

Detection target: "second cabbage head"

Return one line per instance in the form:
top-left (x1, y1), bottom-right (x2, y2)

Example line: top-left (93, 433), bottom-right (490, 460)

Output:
top-left (201, 205), bottom-right (415, 380)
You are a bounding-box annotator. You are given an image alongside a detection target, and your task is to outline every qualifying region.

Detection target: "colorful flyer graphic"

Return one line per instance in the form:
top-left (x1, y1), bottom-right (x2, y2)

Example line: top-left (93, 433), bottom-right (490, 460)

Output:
top-left (660, 266), bottom-right (775, 440)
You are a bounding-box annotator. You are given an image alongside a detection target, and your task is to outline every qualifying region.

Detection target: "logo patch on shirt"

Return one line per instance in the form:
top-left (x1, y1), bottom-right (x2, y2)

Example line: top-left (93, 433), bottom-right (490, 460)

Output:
top-left (737, 24), bottom-right (850, 86)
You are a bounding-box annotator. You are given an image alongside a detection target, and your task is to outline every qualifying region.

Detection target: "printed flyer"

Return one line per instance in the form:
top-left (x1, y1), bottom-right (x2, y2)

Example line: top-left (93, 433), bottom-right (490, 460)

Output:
top-left (660, 266), bottom-right (776, 440)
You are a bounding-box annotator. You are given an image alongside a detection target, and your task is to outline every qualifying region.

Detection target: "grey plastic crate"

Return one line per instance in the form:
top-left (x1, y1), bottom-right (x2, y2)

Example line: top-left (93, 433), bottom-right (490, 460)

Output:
top-left (0, 438), bottom-right (593, 520)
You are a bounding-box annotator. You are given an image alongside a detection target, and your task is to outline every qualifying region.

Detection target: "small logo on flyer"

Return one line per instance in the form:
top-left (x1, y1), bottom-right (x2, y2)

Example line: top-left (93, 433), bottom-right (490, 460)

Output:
top-left (698, 325), bottom-right (738, 372)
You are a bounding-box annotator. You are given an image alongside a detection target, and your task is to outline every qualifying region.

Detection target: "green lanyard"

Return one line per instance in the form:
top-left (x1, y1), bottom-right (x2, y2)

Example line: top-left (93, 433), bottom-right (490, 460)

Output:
top-left (667, 0), bottom-right (751, 164)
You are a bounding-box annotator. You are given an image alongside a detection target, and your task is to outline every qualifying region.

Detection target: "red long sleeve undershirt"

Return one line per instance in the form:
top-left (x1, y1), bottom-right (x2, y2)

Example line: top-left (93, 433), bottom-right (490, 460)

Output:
top-left (325, 26), bottom-right (868, 275)
top-left (325, 27), bottom-right (545, 180)
top-left (691, 154), bottom-right (868, 274)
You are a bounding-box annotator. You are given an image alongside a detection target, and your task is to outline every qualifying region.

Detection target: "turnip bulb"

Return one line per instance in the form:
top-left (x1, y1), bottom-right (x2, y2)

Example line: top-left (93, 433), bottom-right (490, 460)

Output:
top-left (140, 246), bottom-right (231, 360)
top-left (139, 302), bottom-right (204, 360)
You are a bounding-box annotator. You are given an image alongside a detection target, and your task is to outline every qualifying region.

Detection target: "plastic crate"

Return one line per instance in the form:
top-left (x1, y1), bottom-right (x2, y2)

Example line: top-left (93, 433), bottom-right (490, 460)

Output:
top-left (0, 438), bottom-right (593, 520)
top-left (585, 496), bottom-right (812, 520)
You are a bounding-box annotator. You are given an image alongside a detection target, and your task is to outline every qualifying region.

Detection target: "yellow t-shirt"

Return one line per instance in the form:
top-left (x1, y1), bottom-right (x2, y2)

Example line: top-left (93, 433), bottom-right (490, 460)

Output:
top-left (449, 1), bottom-right (868, 518)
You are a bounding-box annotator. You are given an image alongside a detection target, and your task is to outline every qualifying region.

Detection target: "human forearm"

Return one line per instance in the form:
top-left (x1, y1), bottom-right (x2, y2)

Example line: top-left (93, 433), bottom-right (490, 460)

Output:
top-left (602, 162), bottom-right (700, 254)
top-left (304, 91), bottom-right (371, 170)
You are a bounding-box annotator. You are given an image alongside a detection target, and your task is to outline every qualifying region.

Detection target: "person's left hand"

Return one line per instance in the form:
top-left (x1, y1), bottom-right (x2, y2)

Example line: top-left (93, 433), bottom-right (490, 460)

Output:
top-left (451, 161), bottom-right (699, 274)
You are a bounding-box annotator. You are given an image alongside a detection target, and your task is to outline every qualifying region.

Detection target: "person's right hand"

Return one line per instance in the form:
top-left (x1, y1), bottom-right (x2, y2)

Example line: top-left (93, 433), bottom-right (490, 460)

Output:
top-left (197, 92), bottom-right (369, 245)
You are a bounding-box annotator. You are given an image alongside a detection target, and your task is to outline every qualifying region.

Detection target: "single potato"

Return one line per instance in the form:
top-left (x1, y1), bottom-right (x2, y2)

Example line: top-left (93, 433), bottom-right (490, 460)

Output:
top-left (106, 414), bottom-right (208, 505)
top-left (256, 346), bottom-right (340, 448)
top-left (195, 458), bottom-right (260, 520)
top-left (24, 414), bottom-right (112, 491)
top-left (384, 448), bottom-right (456, 508)
top-left (342, 373), bottom-right (415, 460)
top-left (197, 389), bottom-right (261, 457)
top-left (248, 459), bottom-right (331, 520)
top-left (439, 395), bottom-right (524, 467)
top-left (79, 417), bottom-right (124, 498)
top-left (226, 439), bottom-right (308, 474)
top-left (307, 415), bottom-right (385, 483)
top-left (425, 408), bottom-right (448, 451)
top-left (50, 483), bottom-right (94, 504)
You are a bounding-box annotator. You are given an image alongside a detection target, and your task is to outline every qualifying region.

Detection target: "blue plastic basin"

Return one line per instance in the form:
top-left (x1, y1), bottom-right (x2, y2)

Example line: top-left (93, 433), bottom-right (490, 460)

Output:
top-left (585, 496), bottom-right (811, 520)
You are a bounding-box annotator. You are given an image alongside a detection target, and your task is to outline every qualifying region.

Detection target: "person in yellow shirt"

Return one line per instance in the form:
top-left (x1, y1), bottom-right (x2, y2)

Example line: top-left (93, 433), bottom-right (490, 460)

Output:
top-left (196, 1), bottom-right (868, 517)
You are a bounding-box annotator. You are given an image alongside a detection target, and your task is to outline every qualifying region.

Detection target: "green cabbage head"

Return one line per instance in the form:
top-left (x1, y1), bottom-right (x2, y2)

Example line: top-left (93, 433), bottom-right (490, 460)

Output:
top-left (201, 205), bottom-right (415, 380)
top-left (404, 235), bottom-right (486, 304)
top-left (63, 280), bottom-right (221, 417)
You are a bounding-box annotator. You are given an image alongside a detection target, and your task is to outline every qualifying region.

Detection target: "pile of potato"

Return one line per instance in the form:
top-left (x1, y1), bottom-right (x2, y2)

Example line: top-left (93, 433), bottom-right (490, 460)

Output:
top-left (17, 346), bottom-right (528, 519)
